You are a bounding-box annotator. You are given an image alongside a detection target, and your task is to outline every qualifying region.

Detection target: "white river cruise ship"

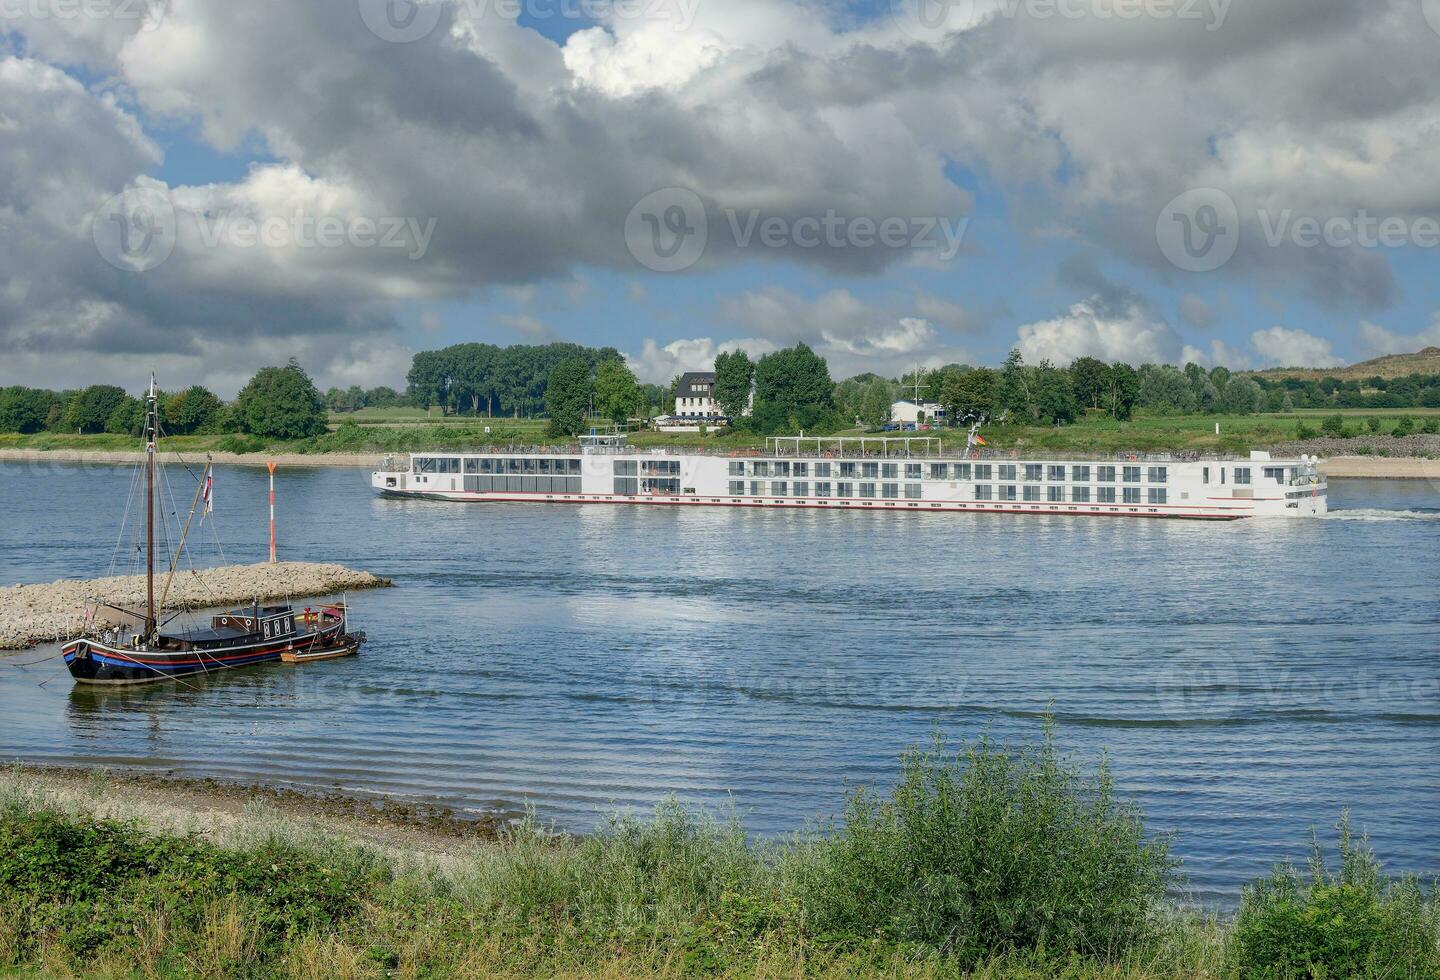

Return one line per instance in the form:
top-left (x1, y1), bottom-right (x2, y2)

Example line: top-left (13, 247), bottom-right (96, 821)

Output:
top-left (372, 432), bottom-right (1328, 521)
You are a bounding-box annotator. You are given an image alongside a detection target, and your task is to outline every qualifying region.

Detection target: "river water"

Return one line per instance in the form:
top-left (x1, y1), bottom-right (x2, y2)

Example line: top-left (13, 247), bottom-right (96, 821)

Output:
top-left (1, 460), bottom-right (1437, 904)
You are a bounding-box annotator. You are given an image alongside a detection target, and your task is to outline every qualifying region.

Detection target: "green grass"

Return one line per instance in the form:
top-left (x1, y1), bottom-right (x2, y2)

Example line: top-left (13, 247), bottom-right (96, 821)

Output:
top-left (3, 410), bottom-right (1438, 462)
top-left (1, 731), bottom-right (1434, 979)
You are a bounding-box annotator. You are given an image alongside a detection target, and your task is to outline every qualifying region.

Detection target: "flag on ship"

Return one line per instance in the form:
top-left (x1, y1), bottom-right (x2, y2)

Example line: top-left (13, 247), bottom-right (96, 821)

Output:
top-left (973, 435), bottom-right (988, 446)
top-left (202, 472), bottom-right (213, 516)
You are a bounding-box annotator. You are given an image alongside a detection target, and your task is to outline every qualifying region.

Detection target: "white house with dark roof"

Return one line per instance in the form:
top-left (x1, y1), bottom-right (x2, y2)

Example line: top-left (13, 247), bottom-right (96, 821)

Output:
top-left (890, 400), bottom-right (948, 424)
top-left (675, 372), bottom-right (723, 420)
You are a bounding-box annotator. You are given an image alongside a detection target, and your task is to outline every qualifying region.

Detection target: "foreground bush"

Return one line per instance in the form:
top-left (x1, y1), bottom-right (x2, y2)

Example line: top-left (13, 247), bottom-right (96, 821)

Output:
top-left (1232, 815), bottom-right (1440, 979)
top-left (790, 726), bottom-right (1178, 962)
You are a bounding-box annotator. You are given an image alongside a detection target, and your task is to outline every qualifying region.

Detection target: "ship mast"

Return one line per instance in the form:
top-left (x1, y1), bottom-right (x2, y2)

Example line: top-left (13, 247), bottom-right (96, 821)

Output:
top-left (145, 373), bottom-right (156, 640)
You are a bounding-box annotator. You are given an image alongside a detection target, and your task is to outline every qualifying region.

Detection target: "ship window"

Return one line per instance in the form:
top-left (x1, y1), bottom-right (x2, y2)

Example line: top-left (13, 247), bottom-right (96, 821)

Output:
top-left (479, 458), bottom-right (495, 474)
top-left (1072, 486), bottom-right (1091, 503)
top-left (1234, 468), bottom-right (1252, 485)
top-left (750, 481), bottom-right (763, 495)
top-left (1048, 486), bottom-right (1064, 502)
top-left (464, 458), bottom-right (480, 474)
top-left (614, 460), bottom-right (637, 476)
top-left (836, 481), bottom-right (853, 497)
top-left (523, 458), bottom-right (539, 475)
top-left (840, 462), bottom-right (857, 478)
top-left (905, 464), bottom-right (922, 480)
top-left (729, 481), bottom-right (745, 495)
top-left (1000, 485), bottom-right (1017, 501)
top-left (955, 464), bottom-right (972, 480)
top-left (793, 482), bottom-right (809, 497)
top-left (729, 461), bottom-right (745, 477)
top-left (974, 464), bottom-right (991, 480)
top-left (614, 478), bottom-right (638, 495)
top-left (862, 463), bottom-right (880, 479)
top-left (1024, 485), bottom-right (1042, 501)
top-left (1047, 465), bottom-right (1066, 481)
top-left (1123, 487), bottom-right (1142, 504)
top-left (929, 464), bottom-right (948, 480)
top-left (1203, 467), bottom-right (1210, 484)
top-left (1264, 467), bottom-right (1285, 482)
top-left (859, 482), bottom-right (877, 498)
top-left (753, 461), bottom-right (771, 477)
top-left (975, 484), bottom-right (993, 500)
top-left (1072, 465), bottom-right (1090, 481)
top-left (1148, 466), bottom-right (1168, 483)
top-left (1149, 488), bottom-right (1168, 504)
top-left (1025, 464), bottom-right (1043, 481)
top-left (1098, 486), bottom-right (1117, 503)
top-left (793, 462), bottom-right (809, 478)
top-left (772, 482), bottom-right (788, 497)
top-left (882, 483), bottom-right (899, 499)
top-left (999, 464), bottom-right (1017, 481)
top-left (415, 457), bottom-right (438, 473)
top-left (1123, 466), bottom-right (1141, 482)
top-left (815, 482), bottom-right (831, 497)
top-left (815, 462), bottom-right (832, 478)
top-left (905, 483), bottom-right (922, 499)
top-left (775, 461), bottom-right (791, 477)
top-left (882, 463), bottom-right (899, 479)
top-left (1098, 466), bottom-right (1116, 482)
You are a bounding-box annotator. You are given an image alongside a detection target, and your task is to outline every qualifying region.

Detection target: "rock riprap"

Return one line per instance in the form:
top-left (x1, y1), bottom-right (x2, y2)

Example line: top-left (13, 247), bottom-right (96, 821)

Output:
top-left (0, 562), bottom-right (389, 650)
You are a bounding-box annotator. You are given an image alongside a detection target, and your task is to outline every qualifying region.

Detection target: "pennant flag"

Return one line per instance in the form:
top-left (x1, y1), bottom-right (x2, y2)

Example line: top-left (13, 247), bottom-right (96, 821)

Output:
top-left (202, 473), bottom-right (213, 516)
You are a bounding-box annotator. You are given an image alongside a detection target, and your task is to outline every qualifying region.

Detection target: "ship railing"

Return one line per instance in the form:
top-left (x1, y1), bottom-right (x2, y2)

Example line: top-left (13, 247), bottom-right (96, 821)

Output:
top-left (382, 444), bottom-right (1320, 464)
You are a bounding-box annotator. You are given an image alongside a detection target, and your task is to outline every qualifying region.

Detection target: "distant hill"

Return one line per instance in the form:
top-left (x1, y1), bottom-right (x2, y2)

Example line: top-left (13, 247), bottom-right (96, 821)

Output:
top-left (1258, 347), bottom-right (1440, 381)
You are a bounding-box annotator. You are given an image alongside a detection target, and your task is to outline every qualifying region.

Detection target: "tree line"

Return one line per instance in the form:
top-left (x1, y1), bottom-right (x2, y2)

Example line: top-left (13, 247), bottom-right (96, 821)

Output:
top-left (0, 361), bottom-right (331, 441)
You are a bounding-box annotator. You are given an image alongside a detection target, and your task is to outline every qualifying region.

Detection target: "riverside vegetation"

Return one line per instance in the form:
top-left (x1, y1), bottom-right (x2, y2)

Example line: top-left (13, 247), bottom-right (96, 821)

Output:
top-left (1, 727), bottom-right (1436, 979)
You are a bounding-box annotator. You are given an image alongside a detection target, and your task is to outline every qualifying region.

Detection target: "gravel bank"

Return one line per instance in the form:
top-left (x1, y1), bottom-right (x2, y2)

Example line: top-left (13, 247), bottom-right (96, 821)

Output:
top-left (0, 561), bottom-right (390, 650)
top-left (0, 449), bottom-right (383, 469)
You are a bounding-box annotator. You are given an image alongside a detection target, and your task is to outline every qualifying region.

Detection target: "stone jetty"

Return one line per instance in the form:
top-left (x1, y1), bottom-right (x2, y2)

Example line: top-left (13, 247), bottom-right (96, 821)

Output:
top-left (0, 562), bottom-right (390, 650)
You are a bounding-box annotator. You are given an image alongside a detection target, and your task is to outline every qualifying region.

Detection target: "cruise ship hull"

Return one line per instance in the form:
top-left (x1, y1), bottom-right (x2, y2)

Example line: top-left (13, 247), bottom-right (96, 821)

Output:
top-left (374, 449), bottom-right (1328, 521)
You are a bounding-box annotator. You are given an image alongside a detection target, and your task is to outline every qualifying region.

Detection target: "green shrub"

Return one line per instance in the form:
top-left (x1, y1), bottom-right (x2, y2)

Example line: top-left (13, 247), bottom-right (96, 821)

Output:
top-left (1232, 815), bottom-right (1440, 979)
top-left (215, 433), bottom-right (269, 454)
top-left (0, 809), bottom-right (377, 959)
top-left (1320, 415), bottom-right (1345, 438)
top-left (789, 725), bottom-right (1177, 963)
top-left (1423, 418), bottom-right (1439, 435)
top-left (1366, 417), bottom-right (1383, 433)
top-left (1392, 417), bottom-right (1416, 438)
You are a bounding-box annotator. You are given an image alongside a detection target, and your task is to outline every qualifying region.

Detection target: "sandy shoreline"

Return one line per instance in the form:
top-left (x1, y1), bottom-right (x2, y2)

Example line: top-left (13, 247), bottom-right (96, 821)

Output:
top-left (0, 764), bottom-right (503, 859)
top-left (3, 446), bottom-right (1437, 480)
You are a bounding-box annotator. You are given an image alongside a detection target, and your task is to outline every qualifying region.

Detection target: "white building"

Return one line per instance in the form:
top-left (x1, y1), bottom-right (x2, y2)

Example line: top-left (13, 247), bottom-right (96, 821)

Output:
top-left (890, 400), bottom-right (948, 424)
top-left (675, 372), bottom-right (723, 420)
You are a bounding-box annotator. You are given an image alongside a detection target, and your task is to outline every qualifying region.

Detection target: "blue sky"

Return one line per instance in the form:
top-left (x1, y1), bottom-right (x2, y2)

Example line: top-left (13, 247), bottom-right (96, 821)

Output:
top-left (4, 0), bottom-right (1439, 393)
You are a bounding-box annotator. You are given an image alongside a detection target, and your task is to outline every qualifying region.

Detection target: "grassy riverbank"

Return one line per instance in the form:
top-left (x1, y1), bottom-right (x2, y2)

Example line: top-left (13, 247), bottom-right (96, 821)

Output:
top-left (2, 729), bottom-right (1436, 979)
top-left (5, 411), bottom-right (1440, 461)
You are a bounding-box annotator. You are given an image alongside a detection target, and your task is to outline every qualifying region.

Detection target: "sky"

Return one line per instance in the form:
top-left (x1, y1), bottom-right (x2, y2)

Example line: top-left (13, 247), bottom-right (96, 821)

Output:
top-left (3, 0), bottom-right (1440, 396)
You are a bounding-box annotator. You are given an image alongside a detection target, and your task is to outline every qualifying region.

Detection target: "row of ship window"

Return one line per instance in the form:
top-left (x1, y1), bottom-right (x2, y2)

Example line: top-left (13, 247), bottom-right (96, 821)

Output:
top-left (726, 461), bottom-right (1172, 483)
top-left (417, 457), bottom-right (583, 475)
top-left (724, 481), bottom-right (1168, 504)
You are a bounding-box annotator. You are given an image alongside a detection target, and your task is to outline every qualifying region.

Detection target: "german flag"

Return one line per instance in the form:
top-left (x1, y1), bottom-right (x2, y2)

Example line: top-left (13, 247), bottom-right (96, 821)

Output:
top-left (973, 434), bottom-right (988, 446)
